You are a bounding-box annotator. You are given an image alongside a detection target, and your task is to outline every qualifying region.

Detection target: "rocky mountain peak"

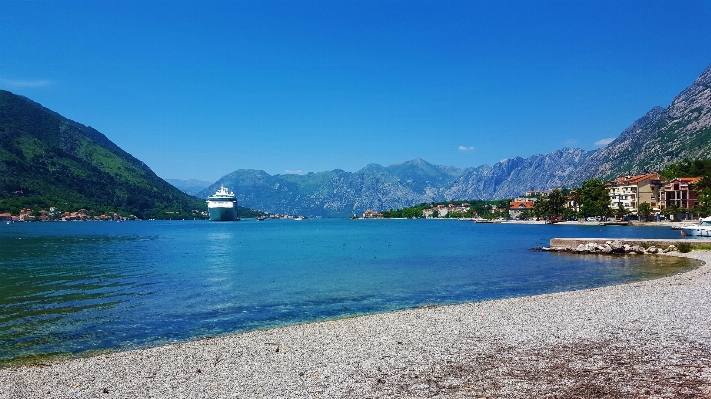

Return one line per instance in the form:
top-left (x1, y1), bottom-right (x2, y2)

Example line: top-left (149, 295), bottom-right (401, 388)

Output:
top-left (694, 63), bottom-right (711, 86)
top-left (566, 63), bottom-right (711, 185)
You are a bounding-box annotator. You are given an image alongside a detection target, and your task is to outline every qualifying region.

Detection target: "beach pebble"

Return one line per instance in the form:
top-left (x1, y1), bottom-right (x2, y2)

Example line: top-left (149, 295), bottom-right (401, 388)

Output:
top-left (2, 252), bottom-right (710, 398)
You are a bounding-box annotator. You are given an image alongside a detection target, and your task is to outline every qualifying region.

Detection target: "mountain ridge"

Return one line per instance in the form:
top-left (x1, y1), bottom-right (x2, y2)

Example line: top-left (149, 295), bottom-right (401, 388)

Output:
top-left (3, 62), bottom-right (710, 218)
top-left (204, 63), bottom-right (711, 217)
top-left (197, 147), bottom-right (594, 216)
top-left (0, 90), bottom-right (206, 218)
top-left (567, 63), bottom-right (711, 184)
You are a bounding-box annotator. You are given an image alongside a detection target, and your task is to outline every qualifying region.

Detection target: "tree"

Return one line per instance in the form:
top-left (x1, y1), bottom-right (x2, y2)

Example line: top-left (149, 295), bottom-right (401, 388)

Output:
top-left (547, 189), bottom-right (566, 217)
top-left (614, 203), bottom-right (630, 220)
top-left (662, 204), bottom-right (680, 220)
top-left (696, 189), bottom-right (711, 217)
top-left (533, 197), bottom-right (549, 219)
top-left (579, 178), bottom-right (610, 218)
top-left (638, 202), bottom-right (653, 222)
top-left (562, 207), bottom-right (578, 220)
top-left (402, 207), bottom-right (421, 219)
top-left (661, 159), bottom-right (711, 179)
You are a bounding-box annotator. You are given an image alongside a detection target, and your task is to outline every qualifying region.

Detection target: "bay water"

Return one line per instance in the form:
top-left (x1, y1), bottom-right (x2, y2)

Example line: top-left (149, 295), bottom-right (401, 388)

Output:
top-left (0, 219), bottom-right (697, 365)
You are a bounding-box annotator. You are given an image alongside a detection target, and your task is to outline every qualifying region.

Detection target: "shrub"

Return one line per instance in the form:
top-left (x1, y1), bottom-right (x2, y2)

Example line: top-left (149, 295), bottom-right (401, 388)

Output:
top-left (677, 242), bottom-right (692, 253)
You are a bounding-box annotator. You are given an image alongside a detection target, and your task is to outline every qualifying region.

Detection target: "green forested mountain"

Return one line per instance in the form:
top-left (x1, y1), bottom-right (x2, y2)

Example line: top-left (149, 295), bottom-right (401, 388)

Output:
top-left (0, 90), bottom-right (206, 219)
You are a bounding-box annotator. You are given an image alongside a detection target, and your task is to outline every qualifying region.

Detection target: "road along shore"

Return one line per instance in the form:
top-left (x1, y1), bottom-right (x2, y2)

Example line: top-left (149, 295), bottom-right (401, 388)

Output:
top-left (2, 252), bottom-right (711, 398)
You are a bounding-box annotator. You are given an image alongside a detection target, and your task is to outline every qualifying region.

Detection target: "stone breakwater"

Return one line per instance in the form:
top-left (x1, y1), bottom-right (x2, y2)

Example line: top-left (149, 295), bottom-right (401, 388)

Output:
top-left (2, 252), bottom-right (711, 398)
top-left (541, 240), bottom-right (678, 255)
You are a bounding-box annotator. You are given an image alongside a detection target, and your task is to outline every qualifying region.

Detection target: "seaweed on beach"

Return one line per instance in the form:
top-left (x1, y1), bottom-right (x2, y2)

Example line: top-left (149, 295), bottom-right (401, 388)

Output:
top-left (365, 338), bottom-right (711, 398)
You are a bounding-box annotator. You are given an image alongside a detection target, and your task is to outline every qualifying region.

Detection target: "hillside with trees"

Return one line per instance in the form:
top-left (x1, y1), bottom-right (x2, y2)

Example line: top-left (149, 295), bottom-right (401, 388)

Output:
top-left (0, 90), bottom-right (263, 219)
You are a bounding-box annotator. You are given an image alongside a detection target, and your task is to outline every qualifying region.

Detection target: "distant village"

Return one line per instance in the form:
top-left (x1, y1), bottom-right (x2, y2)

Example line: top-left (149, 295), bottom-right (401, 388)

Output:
top-left (0, 205), bottom-right (311, 222)
top-left (0, 205), bottom-right (215, 222)
top-left (0, 207), bottom-right (136, 223)
top-left (359, 173), bottom-right (707, 221)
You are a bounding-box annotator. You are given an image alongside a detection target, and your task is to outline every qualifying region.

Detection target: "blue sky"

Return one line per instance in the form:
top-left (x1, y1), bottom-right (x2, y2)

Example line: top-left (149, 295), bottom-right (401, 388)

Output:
top-left (1, 0), bottom-right (710, 182)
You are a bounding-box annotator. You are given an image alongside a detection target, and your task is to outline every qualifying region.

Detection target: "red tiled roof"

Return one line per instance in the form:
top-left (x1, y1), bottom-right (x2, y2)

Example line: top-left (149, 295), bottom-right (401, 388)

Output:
top-left (607, 173), bottom-right (660, 186)
top-left (673, 177), bottom-right (703, 184)
top-left (509, 201), bottom-right (534, 209)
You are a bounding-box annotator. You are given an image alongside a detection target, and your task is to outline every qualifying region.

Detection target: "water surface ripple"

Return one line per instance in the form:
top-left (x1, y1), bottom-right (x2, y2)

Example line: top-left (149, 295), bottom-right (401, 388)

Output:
top-left (0, 219), bottom-right (697, 364)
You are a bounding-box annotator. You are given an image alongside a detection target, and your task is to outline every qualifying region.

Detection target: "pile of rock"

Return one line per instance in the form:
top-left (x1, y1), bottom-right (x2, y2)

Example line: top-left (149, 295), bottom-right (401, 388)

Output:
top-left (541, 240), bottom-right (677, 255)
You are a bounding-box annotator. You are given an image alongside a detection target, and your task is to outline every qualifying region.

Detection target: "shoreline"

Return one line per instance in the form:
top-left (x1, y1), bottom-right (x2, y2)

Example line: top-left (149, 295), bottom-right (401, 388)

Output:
top-left (2, 253), bottom-right (711, 397)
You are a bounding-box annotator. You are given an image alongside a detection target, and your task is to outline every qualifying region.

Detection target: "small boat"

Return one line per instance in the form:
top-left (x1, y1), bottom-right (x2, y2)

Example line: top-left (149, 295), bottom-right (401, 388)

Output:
top-left (600, 221), bottom-right (629, 226)
top-left (256, 216), bottom-right (266, 221)
top-left (681, 217), bottom-right (711, 237)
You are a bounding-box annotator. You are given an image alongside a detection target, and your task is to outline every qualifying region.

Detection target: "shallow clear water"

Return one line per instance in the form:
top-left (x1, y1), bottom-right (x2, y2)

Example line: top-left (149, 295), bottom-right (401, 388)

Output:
top-left (0, 219), bottom-right (697, 364)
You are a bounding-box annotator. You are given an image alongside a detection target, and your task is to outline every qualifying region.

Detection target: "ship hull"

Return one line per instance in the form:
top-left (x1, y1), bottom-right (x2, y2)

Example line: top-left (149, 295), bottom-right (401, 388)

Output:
top-left (208, 204), bottom-right (237, 221)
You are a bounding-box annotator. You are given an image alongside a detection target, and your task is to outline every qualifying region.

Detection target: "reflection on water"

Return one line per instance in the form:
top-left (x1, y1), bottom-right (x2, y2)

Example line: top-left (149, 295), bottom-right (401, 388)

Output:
top-left (0, 220), bottom-right (700, 365)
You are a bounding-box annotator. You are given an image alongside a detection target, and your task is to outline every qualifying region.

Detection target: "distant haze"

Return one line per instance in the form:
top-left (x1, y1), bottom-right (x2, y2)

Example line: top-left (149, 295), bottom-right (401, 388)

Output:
top-left (166, 179), bottom-right (213, 197)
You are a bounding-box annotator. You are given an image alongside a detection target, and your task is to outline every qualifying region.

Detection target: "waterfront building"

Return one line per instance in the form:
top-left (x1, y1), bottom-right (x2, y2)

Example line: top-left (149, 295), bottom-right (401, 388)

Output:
top-left (422, 203), bottom-right (471, 218)
top-left (660, 177), bottom-right (702, 210)
top-left (362, 209), bottom-right (381, 219)
top-left (509, 201), bottom-right (534, 219)
top-left (606, 173), bottom-right (662, 213)
top-left (564, 194), bottom-right (580, 213)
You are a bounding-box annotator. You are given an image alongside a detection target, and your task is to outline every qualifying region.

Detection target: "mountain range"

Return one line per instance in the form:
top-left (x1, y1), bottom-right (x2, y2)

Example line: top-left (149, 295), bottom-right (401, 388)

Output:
top-left (2, 63), bottom-right (710, 218)
top-left (199, 63), bottom-right (711, 217)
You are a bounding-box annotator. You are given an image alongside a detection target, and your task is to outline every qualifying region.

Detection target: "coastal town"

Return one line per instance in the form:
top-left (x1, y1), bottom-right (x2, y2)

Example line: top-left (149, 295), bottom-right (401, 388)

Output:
top-left (359, 172), bottom-right (709, 221)
top-left (3, 172), bottom-right (707, 223)
top-left (0, 207), bottom-right (134, 222)
top-left (4, 3), bottom-right (711, 397)
top-left (0, 207), bottom-right (207, 222)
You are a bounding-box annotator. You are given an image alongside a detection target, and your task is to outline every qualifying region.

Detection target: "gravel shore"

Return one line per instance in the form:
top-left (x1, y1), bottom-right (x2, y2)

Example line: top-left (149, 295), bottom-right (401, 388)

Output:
top-left (2, 252), bottom-right (711, 398)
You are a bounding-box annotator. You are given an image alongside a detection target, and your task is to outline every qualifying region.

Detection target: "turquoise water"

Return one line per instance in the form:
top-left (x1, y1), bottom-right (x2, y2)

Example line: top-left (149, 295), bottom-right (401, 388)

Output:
top-left (0, 219), bottom-right (697, 364)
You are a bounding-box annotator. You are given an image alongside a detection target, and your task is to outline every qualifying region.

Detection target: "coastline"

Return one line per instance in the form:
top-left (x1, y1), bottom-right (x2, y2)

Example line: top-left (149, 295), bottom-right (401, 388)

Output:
top-left (2, 253), bottom-right (710, 398)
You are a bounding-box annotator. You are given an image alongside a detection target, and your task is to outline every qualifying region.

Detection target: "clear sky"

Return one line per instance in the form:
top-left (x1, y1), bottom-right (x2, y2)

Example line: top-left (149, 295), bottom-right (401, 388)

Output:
top-left (1, 0), bottom-right (710, 182)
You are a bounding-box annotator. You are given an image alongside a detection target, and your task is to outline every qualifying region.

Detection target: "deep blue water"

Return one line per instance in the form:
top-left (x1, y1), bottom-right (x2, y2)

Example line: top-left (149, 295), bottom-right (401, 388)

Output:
top-left (0, 219), bottom-right (697, 364)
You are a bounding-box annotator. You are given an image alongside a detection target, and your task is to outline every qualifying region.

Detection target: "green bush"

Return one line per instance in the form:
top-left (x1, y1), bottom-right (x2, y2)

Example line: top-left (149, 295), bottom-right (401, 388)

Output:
top-left (677, 242), bottom-right (692, 253)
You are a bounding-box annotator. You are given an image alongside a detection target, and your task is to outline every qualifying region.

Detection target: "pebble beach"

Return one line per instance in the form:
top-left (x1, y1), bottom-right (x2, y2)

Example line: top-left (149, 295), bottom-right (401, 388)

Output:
top-left (2, 252), bottom-right (711, 398)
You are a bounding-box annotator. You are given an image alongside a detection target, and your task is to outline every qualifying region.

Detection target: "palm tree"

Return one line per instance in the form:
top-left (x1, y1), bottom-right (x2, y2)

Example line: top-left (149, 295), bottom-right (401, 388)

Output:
top-left (615, 203), bottom-right (630, 220)
top-left (638, 202), bottom-right (653, 222)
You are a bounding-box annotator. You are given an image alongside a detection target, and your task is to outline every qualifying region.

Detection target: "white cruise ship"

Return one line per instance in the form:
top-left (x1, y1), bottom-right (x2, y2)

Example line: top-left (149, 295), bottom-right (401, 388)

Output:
top-left (206, 185), bottom-right (238, 221)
